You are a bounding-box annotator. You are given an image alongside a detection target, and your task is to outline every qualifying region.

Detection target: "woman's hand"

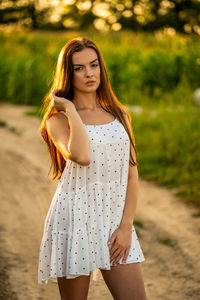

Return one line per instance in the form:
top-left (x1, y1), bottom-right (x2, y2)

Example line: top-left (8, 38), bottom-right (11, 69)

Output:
top-left (50, 89), bottom-right (74, 113)
top-left (107, 225), bottom-right (132, 266)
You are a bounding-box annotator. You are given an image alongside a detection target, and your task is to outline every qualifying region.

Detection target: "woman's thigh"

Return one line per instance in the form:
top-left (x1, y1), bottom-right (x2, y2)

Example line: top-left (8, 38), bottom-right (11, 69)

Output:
top-left (57, 273), bottom-right (91, 300)
top-left (100, 262), bottom-right (147, 300)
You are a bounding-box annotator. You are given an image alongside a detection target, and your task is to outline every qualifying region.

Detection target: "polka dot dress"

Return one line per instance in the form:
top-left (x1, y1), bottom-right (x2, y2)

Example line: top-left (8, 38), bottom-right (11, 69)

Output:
top-left (38, 111), bottom-right (145, 284)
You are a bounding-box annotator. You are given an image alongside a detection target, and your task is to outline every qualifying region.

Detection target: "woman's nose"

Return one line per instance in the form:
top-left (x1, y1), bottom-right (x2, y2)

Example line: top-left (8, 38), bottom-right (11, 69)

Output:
top-left (85, 66), bottom-right (93, 76)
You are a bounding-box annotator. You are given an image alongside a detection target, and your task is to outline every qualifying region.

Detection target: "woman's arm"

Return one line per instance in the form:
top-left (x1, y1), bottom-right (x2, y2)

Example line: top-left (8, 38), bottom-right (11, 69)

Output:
top-left (46, 103), bottom-right (91, 166)
top-left (119, 166), bottom-right (139, 229)
top-left (119, 112), bottom-right (139, 229)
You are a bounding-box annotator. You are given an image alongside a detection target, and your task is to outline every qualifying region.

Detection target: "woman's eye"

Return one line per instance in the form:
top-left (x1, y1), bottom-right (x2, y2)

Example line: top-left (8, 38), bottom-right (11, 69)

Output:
top-left (74, 64), bottom-right (98, 71)
top-left (74, 67), bottom-right (82, 71)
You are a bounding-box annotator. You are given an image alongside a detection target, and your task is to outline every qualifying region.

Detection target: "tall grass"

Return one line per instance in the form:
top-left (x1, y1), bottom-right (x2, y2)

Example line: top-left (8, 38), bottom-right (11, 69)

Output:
top-left (132, 103), bottom-right (200, 207)
top-left (0, 29), bottom-right (200, 106)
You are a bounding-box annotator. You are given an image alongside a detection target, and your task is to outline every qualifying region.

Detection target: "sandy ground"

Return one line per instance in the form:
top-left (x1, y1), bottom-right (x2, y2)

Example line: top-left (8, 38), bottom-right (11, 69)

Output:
top-left (0, 103), bottom-right (200, 300)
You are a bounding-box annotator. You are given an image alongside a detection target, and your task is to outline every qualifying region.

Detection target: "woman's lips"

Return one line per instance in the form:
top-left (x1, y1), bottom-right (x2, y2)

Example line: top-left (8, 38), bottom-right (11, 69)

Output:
top-left (85, 81), bottom-right (95, 85)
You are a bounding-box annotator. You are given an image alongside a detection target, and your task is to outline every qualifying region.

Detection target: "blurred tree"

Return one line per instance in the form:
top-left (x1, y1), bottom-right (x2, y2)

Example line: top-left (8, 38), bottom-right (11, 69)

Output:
top-left (0, 0), bottom-right (200, 34)
top-left (0, 0), bottom-right (52, 29)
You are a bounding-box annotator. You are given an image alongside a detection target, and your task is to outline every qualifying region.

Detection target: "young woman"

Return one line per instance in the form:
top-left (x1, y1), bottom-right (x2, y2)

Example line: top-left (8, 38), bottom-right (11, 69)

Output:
top-left (38, 37), bottom-right (147, 300)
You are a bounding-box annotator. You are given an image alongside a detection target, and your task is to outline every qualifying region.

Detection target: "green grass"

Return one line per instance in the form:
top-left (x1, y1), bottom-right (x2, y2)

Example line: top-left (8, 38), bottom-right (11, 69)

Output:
top-left (0, 120), bottom-right (7, 127)
top-left (0, 29), bottom-right (200, 107)
top-left (132, 102), bottom-right (200, 207)
top-left (157, 236), bottom-right (177, 247)
top-left (25, 106), bottom-right (41, 117)
top-left (133, 219), bottom-right (145, 229)
top-left (133, 218), bottom-right (145, 238)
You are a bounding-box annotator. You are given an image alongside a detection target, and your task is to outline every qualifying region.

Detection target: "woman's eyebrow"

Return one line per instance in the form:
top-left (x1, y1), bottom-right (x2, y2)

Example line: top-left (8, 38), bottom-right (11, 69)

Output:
top-left (73, 58), bottom-right (99, 66)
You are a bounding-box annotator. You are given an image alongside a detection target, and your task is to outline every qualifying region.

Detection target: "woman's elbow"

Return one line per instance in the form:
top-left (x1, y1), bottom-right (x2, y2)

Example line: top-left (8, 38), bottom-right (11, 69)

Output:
top-left (69, 153), bottom-right (91, 166)
top-left (78, 156), bottom-right (91, 166)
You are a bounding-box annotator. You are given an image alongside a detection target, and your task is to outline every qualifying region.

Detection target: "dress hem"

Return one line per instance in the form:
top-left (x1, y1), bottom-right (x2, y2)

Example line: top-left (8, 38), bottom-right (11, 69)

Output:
top-left (38, 257), bottom-right (145, 285)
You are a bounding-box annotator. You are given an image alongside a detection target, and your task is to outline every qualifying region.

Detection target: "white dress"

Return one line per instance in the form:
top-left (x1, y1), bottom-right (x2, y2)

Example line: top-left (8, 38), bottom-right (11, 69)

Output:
top-left (38, 111), bottom-right (145, 284)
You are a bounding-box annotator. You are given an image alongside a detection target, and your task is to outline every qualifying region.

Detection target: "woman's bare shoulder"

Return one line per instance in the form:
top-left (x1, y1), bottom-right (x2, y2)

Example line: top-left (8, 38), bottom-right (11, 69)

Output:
top-left (46, 112), bottom-right (69, 135)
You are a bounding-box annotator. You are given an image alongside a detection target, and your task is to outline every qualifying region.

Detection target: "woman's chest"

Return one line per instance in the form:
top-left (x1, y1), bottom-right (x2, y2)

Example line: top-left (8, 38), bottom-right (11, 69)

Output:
top-left (84, 120), bottom-right (129, 146)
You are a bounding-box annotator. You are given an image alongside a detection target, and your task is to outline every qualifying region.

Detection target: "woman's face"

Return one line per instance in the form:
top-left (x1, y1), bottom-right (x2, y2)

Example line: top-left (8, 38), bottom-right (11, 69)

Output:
top-left (72, 47), bottom-right (101, 94)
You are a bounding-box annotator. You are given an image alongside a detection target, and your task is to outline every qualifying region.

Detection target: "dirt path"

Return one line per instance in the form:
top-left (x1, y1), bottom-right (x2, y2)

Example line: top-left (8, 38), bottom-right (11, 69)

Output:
top-left (0, 103), bottom-right (200, 300)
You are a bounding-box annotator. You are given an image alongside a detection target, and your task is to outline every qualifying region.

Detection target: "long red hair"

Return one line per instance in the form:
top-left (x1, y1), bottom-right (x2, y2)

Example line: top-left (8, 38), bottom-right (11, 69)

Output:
top-left (38, 37), bottom-right (138, 180)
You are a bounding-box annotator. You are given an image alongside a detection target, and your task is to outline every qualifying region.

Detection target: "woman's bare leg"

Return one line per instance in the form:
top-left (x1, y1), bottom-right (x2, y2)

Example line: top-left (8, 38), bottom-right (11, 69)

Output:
top-left (100, 262), bottom-right (147, 300)
top-left (57, 273), bottom-right (91, 300)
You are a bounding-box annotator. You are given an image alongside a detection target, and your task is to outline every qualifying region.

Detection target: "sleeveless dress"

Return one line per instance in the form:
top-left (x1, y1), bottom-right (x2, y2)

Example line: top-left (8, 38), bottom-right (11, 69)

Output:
top-left (38, 111), bottom-right (145, 284)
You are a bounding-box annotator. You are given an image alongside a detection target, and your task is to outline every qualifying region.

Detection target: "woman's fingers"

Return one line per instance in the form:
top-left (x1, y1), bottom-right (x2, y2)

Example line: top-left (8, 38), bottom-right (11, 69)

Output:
top-left (109, 242), bottom-right (117, 257)
top-left (50, 90), bottom-right (59, 107)
top-left (110, 247), bottom-right (122, 263)
top-left (109, 243), bottom-right (131, 265)
top-left (54, 88), bottom-right (59, 96)
top-left (111, 248), bottom-right (125, 265)
top-left (50, 89), bottom-right (58, 99)
top-left (109, 242), bottom-right (127, 264)
top-left (50, 91), bottom-right (55, 101)
top-left (122, 246), bottom-right (131, 263)
top-left (108, 227), bottom-right (132, 266)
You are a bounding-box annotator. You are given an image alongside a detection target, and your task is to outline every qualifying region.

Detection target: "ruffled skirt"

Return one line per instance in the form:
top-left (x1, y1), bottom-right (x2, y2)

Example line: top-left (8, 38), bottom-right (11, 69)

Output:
top-left (38, 180), bottom-right (145, 284)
